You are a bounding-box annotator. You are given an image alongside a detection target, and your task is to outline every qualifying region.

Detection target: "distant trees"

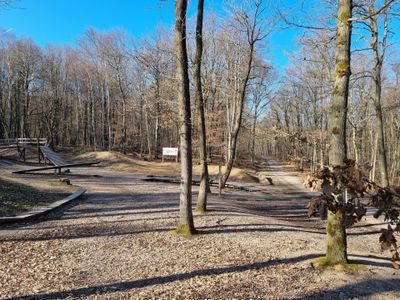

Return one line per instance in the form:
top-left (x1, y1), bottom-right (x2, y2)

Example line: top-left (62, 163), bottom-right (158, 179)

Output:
top-left (263, 1), bottom-right (400, 187)
top-left (0, 0), bottom-right (399, 188)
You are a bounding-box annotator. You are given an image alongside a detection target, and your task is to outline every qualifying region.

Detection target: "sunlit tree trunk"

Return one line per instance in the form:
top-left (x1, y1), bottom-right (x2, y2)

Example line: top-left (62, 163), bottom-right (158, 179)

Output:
top-left (175, 0), bottom-right (195, 235)
top-left (369, 0), bottom-right (390, 187)
top-left (194, 0), bottom-right (210, 213)
top-left (326, 0), bottom-right (352, 265)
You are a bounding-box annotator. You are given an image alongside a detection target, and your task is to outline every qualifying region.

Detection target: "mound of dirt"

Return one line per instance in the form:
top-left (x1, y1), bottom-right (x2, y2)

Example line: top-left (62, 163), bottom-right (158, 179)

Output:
top-left (78, 151), bottom-right (180, 175)
top-left (78, 151), bottom-right (260, 183)
top-left (197, 165), bottom-right (260, 183)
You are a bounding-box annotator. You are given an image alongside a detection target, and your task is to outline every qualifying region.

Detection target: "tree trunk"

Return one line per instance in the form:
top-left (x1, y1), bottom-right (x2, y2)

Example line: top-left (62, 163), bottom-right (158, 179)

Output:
top-left (221, 43), bottom-right (254, 187)
top-left (194, 0), bottom-right (209, 213)
top-left (251, 109), bottom-right (257, 163)
top-left (174, 0), bottom-right (195, 235)
top-left (326, 210), bottom-right (348, 264)
top-left (370, 3), bottom-right (389, 187)
top-left (325, 0), bottom-right (352, 265)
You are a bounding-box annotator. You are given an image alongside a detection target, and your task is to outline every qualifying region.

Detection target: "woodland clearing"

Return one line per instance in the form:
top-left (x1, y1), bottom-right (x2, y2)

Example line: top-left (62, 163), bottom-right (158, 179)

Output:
top-left (0, 155), bottom-right (399, 299)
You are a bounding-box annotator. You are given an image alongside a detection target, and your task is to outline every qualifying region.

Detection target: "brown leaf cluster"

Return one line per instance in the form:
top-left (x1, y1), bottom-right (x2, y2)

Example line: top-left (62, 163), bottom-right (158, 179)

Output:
top-left (305, 159), bottom-right (400, 268)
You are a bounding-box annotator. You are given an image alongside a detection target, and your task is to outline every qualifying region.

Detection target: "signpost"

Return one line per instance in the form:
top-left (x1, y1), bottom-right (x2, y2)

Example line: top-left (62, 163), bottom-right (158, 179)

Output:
top-left (162, 147), bottom-right (179, 162)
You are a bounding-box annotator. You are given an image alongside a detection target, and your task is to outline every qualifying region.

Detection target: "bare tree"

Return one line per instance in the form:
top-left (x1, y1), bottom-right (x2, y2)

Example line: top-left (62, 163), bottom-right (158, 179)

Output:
top-left (221, 0), bottom-right (273, 186)
top-left (194, 0), bottom-right (210, 213)
top-left (325, 0), bottom-right (353, 265)
top-left (174, 0), bottom-right (195, 236)
top-left (364, 0), bottom-right (392, 187)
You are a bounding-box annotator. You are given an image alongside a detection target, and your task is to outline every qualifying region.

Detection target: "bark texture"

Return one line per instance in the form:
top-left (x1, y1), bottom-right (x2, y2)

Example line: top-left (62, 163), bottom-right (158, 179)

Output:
top-left (326, 0), bottom-right (352, 265)
top-left (175, 0), bottom-right (195, 234)
top-left (194, 0), bottom-right (209, 213)
top-left (326, 210), bottom-right (348, 265)
top-left (369, 0), bottom-right (390, 187)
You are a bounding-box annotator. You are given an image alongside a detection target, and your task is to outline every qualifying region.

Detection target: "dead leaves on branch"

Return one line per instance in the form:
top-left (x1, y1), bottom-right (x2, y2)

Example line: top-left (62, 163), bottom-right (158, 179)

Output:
top-left (379, 225), bottom-right (400, 269)
top-left (304, 159), bottom-right (400, 268)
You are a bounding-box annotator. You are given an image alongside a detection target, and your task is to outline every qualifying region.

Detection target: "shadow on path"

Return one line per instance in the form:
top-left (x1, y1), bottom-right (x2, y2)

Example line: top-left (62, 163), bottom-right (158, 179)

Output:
top-left (298, 279), bottom-right (400, 299)
top-left (8, 254), bottom-right (322, 300)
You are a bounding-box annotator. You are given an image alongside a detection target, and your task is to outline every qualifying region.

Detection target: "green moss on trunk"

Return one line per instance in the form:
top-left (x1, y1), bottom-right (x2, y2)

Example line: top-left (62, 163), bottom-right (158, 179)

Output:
top-left (326, 210), bottom-right (348, 265)
top-left (195, 207), bottom-right (207, 214)
top-left (312, 256), bottom-right (362, 271)
top-left (169, 223), bottom-right (197, 238)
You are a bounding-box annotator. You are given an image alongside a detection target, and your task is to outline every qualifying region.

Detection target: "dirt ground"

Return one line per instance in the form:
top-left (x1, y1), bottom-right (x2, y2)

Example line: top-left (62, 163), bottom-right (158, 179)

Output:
top-left (0, 157), bottom-right (399, 299)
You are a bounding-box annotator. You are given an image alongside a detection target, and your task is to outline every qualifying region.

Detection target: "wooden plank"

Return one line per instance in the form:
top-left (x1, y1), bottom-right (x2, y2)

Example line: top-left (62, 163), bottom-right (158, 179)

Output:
top-left (0, 188), bottom-right (86, 224)
top-left (12, 161), bottom-right (100, 174)
top-left (40, 146), bottom-right (68, 166)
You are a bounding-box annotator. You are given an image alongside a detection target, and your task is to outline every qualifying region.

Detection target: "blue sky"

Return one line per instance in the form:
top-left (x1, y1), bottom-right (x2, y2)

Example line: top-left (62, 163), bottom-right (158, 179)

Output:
top-left (0, 0), bottom-right (302, 72)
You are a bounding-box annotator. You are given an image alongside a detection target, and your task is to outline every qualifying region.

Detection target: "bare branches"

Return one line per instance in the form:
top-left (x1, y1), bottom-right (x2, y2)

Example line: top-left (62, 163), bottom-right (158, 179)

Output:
top-left (349, 0), bottom-right (396, 21)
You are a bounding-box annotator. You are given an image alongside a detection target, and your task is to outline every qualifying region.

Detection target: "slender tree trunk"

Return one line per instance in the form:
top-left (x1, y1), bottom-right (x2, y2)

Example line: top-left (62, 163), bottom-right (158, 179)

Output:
top-left (117, 75), bottom-right (127, 154)
top-left (251, 109), bottom-right (257, 163)
top-left (145, 107), bottom-right (152, 159)
top-left (154, 74), bottom-right (161, 158)
top-left (352, 125), bottom-right (359, 164)
top-left (370, 3), bottom-right (389, 186)
top-left (174, 0), bottom-right (195, 235)
top-left (105, 81), bottom-right (112, 151)
top-left (122, 99), bottom-right (127, 154)
top-left (325, 0), bottom-right (352, 265)
top-left (221, 43), bottom-right (254, 186)
top-left (194, 0), bottom-right (210, 213)
top-left (92, 94), bottom-right (97, 151)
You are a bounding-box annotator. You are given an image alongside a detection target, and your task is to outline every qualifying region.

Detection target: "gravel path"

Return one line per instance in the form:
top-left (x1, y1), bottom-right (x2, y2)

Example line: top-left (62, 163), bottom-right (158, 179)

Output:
top-left (0, 158), bottom-right (399, 299)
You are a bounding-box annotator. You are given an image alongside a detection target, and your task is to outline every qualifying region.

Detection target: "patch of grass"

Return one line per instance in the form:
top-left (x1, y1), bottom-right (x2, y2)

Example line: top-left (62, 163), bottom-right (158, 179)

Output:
top-left (194, 208), bottom-right (208, 215)
top-left (0, 177), bottom-right (66, 217)
top-left (311, 256), bottom-right (364, 272)
top-left (169, 224), bottom-right (198, 238)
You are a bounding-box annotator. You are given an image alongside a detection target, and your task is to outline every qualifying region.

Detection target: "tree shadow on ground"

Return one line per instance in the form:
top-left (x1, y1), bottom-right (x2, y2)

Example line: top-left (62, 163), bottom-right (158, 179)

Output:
top-left (9, 253), bottom-right (322, 300)
top-left (298, 278), bottom-right (400, 299)
top-left (9, 253), bottom-right (399, 300)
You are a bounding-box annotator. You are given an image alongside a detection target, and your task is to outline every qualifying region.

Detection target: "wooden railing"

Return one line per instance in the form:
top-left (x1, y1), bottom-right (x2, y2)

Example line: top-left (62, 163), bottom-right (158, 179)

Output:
top-left (0, 138), bottom-right (47, 145)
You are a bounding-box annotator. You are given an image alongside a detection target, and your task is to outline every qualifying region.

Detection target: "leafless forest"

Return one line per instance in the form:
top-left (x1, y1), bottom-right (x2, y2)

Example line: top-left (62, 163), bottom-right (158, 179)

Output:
top-left (1, 0), bottom-right (400, 298)
top-left (0, 1), bottom-right (399, 185)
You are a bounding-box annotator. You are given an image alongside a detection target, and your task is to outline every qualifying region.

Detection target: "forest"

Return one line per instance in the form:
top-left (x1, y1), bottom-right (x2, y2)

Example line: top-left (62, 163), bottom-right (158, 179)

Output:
top-left (1, 1), bottom-right (399, 185)
top-left (1, 0), bottom-right (400, 299)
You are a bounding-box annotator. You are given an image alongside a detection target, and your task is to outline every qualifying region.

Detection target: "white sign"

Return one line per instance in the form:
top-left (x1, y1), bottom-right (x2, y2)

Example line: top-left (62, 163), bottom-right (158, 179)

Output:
top-left (162, 147), bottom-right (178, 156)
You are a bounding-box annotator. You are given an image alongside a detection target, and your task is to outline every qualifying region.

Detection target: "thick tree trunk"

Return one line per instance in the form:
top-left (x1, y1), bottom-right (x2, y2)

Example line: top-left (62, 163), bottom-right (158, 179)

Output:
top-left (326, 210), bottom-right (348, 264)
top-left (325, 0), bottom-right (352, 265)
top-left (175, 0), bottom-right (195, 235)
top-left (194, 0), bottom-right (209, 213)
